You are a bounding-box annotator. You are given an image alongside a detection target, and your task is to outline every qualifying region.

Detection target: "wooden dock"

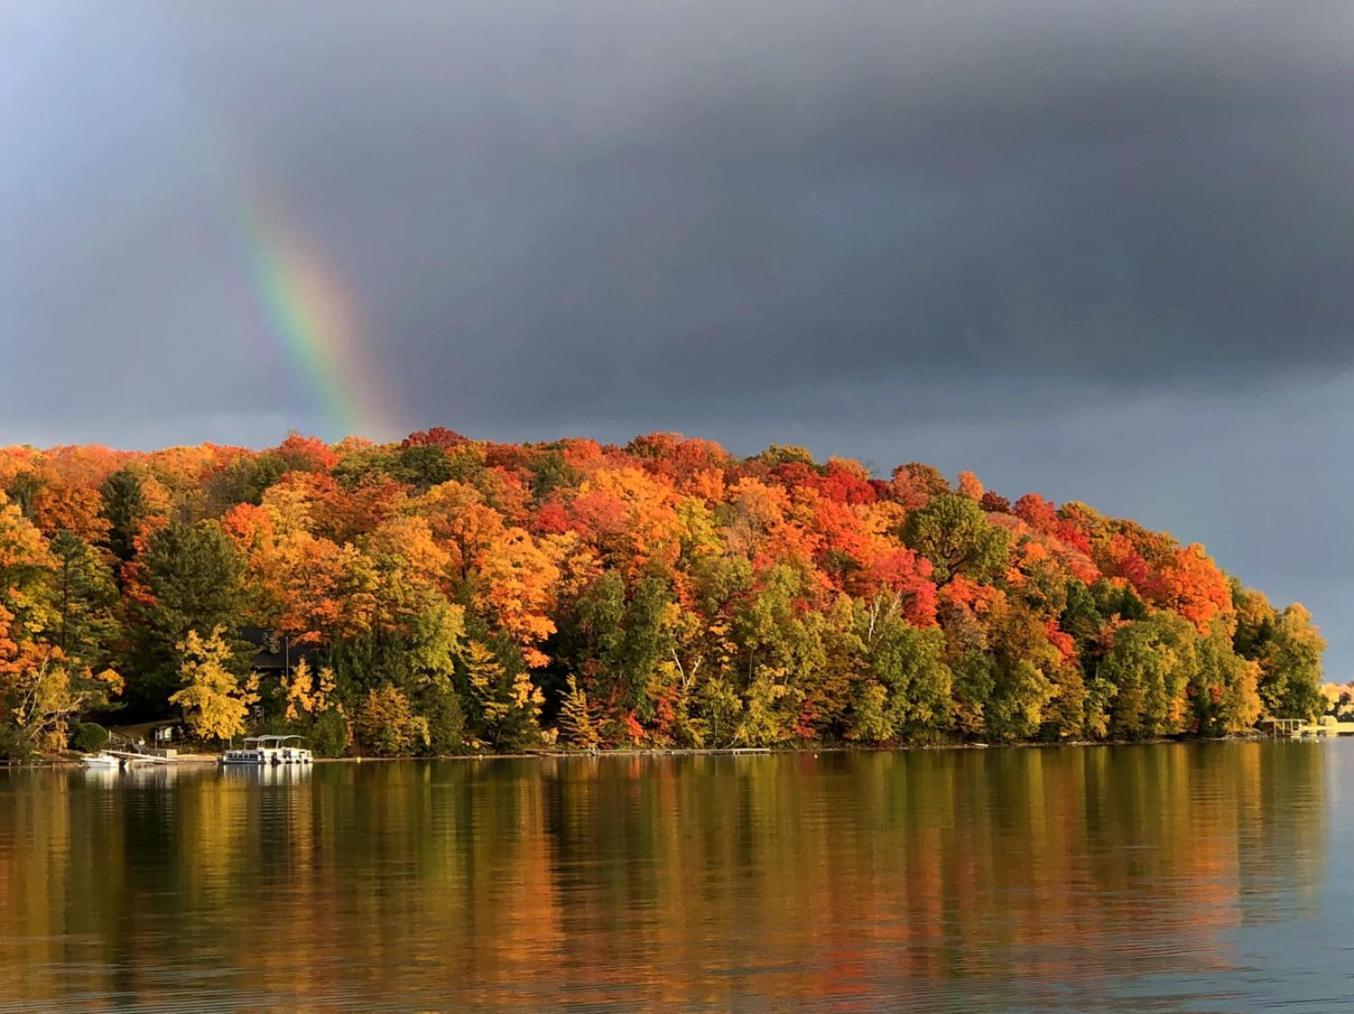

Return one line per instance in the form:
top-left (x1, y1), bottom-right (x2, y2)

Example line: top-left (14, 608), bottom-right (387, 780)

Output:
top-left (105, 750), bottom-right (175, 767)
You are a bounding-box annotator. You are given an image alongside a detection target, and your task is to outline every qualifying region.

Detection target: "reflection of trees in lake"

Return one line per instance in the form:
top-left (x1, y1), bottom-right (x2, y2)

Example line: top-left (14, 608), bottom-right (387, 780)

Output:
top-left (0, 743), bottom-right (1330, 1007)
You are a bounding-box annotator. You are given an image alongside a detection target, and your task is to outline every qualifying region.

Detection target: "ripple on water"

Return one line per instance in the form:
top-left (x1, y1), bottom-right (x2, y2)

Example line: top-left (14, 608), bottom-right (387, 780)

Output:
top-left (0, 741), bottom-right (1343, 1009)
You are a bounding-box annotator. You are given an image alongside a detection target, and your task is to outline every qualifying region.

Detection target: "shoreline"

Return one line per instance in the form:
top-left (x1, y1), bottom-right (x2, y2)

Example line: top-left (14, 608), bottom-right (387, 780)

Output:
top-left (2, 732), bottom-right (1292, 770)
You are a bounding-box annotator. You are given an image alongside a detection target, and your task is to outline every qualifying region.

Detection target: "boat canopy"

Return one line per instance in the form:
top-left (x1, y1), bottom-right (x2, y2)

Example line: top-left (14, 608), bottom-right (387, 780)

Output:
top-left (241, 735), bottom-right (308, 746)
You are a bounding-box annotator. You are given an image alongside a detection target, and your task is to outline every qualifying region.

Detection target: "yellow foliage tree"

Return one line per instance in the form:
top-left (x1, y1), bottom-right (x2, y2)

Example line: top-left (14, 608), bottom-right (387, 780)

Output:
top-left (0, 633), bottom-right (122, 757)
top-left (354, 685), bottom-right (428, 756)
top-left (558, 675), bottom-right (600, 749)
top-left (466, 639), bottom-right (543, 748)
top-left (169, 627), bottom-right (258, 742)
top-left (281, 656), bottom-right (338, 720)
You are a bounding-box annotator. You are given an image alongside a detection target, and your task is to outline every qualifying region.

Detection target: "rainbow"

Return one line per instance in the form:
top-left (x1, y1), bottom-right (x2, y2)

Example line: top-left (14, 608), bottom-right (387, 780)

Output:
top-left (240, 198), bottom-right (394, 441)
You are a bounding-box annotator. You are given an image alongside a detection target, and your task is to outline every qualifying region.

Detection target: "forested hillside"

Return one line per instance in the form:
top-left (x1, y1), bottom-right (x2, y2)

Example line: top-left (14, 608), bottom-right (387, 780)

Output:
top-left (0, 429), bottom-right (1325, 757)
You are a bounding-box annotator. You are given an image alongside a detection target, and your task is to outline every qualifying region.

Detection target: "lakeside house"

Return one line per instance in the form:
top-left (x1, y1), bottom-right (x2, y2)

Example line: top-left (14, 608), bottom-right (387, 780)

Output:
top-left (240, 627), bottom-right (325, 683)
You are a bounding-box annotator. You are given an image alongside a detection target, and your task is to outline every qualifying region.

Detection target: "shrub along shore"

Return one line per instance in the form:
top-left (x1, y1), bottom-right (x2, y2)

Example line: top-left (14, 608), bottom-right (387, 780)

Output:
top-left (0, 429), bottom-right (1324, 760)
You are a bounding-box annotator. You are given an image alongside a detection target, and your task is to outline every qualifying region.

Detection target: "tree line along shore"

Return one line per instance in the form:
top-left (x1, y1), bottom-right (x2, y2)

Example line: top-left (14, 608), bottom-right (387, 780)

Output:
top-left (0, 428), bottom-right (1324, 760)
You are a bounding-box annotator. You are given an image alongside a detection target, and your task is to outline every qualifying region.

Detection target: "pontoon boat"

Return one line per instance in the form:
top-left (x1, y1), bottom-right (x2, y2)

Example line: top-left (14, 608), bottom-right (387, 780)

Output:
top-left (221, 735), bottom-right (314, 766)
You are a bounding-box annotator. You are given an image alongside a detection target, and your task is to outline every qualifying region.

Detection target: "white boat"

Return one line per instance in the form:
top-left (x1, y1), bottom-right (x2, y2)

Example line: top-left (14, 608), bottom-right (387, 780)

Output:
top-left (221, 735), bottom-right (313, 766)
top-left (273, 735), bottom-right (314, 765)
top-left (81, 752), bottom-right (121, 769)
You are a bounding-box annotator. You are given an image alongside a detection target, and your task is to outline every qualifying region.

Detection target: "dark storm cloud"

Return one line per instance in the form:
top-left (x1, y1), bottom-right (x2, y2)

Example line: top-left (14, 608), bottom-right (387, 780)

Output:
top-left (188, 0), bottom-right (1354, 420)
top-left (5, 0), bottom-right (1354, 434)
top-left (2, 1), bottom-right (1354, 667)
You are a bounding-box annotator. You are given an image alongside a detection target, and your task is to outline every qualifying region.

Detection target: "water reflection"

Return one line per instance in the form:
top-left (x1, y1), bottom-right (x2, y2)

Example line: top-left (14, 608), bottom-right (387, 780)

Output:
top-left (79, 766), bottom-right (119, 788)
top-left (0, 743), bottom-right (1335, 1009)
top-left (218, 763), bottom-right (314, 785)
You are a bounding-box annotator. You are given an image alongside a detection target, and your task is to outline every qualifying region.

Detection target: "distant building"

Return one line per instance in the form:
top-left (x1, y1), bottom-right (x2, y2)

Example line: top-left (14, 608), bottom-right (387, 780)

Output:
top-left (239, 628), bottom-right (325, 681)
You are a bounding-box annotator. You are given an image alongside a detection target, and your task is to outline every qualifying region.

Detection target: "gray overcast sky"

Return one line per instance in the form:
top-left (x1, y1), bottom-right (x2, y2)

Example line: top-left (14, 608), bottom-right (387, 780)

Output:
top-left (3, 2), bottom-right (1353, 672)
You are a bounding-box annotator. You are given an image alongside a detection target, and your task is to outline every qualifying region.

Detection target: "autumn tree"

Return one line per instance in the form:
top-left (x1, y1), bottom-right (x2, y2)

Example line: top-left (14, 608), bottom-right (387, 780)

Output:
top-left (0, 492), bottom-right (56, 634)
top-left (698, 676), bottom-right (742, 747)
top-left (566, 570), bottom-right (673, 727)
top-left (956, 470), bottom-right (984, 501)
top-left (0, 430), bottom-right (1323, 752)
top-left (980, 601), bottom-right (1074, 741)
top-left (32, 481), bottom-right (111, 543)
top-left (280, 656), bottom-right (333, 720)
top-left (0, 628), bottom-right (123, 759)
top-left (888, 462), bottom-right (950, 509)
top-left (1189, 623), bottom-right (1262, 736)
top-left (558, 675), bottom-right (601, 748)
top-left (1150, 545), bottom-right (1232, 633)
top-left (465, 639), bottom-right (543, 749)
top-left (736, 673), bottom-right (794, 746)
top-left (847, 602), bottom-right (952, 743)
top-left (207, 453), bottom-right (288, 510)
top-left (904, 493), bottom-right (1010, 585)
top-left (354, 685), bottom-right (429, 756)
top-left (1099, 614), bottom-right (1194, 739)
top-left (470, 526), bottom-right (559, 669)
top-left (169, 627), bottom-right (258, 742)
top-left (0, 496), bottom-right (125, 756)
top-left (1232, 583), bottom-right (1277, 660)
top-left (1259, 604), bottom-right (1324, 721)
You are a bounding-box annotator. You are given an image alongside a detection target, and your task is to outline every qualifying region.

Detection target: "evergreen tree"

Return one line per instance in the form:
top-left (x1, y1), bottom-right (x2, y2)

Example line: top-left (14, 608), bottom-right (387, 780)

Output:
top-left (48, 532), bottom-right (119, 676)
top-left (420, 675), bottom-right (466, 755)
top-left (99, 468), bottom-right (147, 564)
top-left (128, 520), bottom-right (247, 714)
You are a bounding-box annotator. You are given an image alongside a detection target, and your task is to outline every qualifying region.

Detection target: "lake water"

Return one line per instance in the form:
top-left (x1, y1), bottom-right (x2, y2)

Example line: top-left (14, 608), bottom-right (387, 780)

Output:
top-left (0, 742), bottom-right (1348, 1010)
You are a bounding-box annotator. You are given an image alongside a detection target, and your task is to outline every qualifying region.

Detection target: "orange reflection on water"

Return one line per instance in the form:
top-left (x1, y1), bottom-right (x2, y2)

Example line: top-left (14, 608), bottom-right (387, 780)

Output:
top-left (0, 742), bottom-right (1329, 1008)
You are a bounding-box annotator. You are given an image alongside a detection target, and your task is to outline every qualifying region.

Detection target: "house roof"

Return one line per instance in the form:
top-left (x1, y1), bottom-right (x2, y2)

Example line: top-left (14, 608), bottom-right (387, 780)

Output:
top-left (239, 627), bottom-right (325, 672)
